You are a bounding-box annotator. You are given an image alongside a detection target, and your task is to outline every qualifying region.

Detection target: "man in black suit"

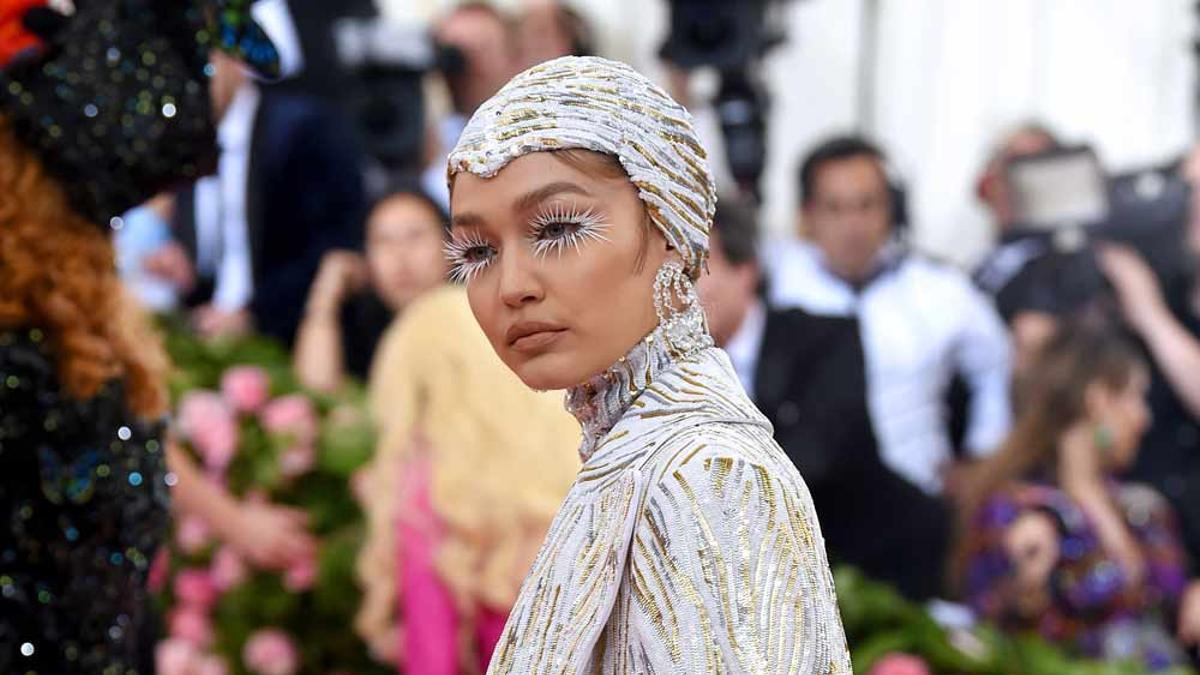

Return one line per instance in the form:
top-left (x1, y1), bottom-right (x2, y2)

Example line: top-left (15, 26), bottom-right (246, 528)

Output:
top-left (697, 196), bottom-right (952, 600)
top-left (146, 51), bottom-right (366, 344)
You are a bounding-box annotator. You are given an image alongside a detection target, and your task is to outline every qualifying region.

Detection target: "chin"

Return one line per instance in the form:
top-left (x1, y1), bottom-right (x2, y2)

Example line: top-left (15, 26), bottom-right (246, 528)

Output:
top-left (505, 350), bottom-right (588, 392)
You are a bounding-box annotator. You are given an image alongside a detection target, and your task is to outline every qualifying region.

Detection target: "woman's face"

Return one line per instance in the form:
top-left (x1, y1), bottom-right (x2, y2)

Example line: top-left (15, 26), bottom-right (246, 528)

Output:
top-left (448, 151), bottom-right (669, 390)
top-left (366, 195), bottom-right (447, 312)
top-left (1088, 367), bottom-right (1152, 472)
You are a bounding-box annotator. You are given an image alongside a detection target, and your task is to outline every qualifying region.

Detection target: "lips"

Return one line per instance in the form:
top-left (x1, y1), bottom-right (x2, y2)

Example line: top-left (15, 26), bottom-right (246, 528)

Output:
top-left (506, 321), bottom-right (567, 353)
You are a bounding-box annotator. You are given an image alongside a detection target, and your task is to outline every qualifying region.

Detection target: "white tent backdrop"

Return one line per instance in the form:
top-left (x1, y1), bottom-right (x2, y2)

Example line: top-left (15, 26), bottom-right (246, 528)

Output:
top-left (380, 0), bottom-right (1196, 267)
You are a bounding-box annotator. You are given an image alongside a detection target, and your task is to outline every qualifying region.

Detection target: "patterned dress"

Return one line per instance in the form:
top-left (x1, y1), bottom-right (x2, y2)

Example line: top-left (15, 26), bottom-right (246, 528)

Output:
top-left (962, 480), bottom-right (1190, 669)
top-left (485, 317), bottom-right (851, 673)
top-left (0, 329), bottom-right (171, 674)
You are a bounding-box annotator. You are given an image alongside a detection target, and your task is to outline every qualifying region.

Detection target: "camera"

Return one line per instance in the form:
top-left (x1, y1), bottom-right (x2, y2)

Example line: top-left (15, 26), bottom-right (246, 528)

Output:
top-left (334, 17), bottom-right (466, 173)
top-left (1006, 145), bottom-right (1192, 282)
top-left (998, 145), bottom-right (1194, 319)
top-left (660, 0), bottom-right (793, 200)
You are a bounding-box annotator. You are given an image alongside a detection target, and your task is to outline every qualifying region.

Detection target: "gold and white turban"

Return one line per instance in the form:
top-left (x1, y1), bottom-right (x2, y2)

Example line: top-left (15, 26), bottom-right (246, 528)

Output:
top-left (447, 56), bottom-right (717, 276)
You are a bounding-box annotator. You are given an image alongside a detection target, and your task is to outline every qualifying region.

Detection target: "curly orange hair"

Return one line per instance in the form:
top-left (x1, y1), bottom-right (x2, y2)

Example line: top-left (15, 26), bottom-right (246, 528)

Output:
top-left (0, 117), bottom-right (168, 418)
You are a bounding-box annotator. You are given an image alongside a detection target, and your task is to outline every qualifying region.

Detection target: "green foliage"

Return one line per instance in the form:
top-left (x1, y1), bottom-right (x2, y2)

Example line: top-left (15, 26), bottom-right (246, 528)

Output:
top-left (835, 567), bottom-right (1195, 675)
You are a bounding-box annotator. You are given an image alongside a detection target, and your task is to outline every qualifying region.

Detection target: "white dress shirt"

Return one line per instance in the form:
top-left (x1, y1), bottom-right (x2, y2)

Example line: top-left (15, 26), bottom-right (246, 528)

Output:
top-left (194, 84), bottom-right (260, 312)
top-left (721, 298), bottom-right (767, 398)
top-left (767, 238), bottom-right (1013, 494)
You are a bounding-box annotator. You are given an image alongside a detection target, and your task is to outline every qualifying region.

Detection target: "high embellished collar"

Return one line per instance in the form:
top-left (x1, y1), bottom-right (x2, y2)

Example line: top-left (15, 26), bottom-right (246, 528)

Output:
top-left (565, 303), bottom-right (713, 462)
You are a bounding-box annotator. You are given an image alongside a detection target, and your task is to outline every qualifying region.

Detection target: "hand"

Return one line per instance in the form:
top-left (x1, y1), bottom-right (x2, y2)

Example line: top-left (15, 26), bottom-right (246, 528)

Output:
top-left (217, 501), bottom-right (316, 570)
top-left (192, 304), bottom-right (252, 338)
top-left (143, 241), bottom-right (196, 293)
top-left (1096, 244), bottom-right (1169, 333)
top-left (1004, 511), bottom-right (1060, 613)
top-left (1179, 582), bottom-right (1200, 645)
top-left (307, 251), bottom-right (369, 317)
top-left (940, 460), bottom-right (976, 505)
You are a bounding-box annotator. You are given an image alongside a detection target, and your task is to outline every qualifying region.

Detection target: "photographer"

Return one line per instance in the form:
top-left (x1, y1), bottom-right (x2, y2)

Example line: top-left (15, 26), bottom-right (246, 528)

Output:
top-left (973, 122), bottom-right (1063, 318)
top-left (984, 144), bottom-right (1200, 568)
top-left (421, 3), bottom-right (520, 208)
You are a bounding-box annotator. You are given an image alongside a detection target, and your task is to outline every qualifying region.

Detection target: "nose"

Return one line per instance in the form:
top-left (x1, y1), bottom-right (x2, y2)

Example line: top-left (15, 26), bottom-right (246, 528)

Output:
top-left (497, 246), bottom-right (543, 309)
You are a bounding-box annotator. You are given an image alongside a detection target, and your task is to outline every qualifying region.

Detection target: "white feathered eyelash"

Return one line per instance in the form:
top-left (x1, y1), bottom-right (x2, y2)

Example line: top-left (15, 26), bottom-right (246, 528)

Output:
top-left (445, 230), bottom-right (494, 284)
top-left (528, 203), bottom-right (610, 258)
top-left (444, 204), bottom-right (611, 284)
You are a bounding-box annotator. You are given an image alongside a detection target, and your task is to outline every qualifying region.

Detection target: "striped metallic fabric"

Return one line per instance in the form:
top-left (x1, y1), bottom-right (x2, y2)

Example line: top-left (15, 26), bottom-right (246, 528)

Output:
top-left (486, 310), bottom-right (851, 674)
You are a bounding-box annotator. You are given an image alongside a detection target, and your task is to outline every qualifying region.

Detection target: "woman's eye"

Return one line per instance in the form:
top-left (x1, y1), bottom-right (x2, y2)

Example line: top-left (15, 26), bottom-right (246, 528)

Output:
top-left (445, 234), bottom-right (497, 284)
top-left (462, 244), bottom-right (495, 262)
top-left (528, 204), bottom-right (609, 259)
top-left (539, 221), bottom-right (574, 240)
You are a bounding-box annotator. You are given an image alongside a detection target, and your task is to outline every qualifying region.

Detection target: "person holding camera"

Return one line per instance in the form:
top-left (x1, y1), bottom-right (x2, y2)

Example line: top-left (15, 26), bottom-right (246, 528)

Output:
top-left (420, 3), bottom-right (521, 209)
top-left (972, 122), bottom-right (1063, 317)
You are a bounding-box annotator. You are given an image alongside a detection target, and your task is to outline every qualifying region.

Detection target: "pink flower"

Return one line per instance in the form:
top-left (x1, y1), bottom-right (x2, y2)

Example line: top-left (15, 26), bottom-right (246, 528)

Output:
top-left (178, 391), bottom-right (239, 471)
top-left (195, 655), bottom-right (230, 675)
top-left (148, 548), bottom-right (170, 593)
top-left (243, 628), bottom-right (300, 675)
top-left (283, 553), bottom-right (317, 592)
top-left (156, 638), bottom-right (200, 675)
top-left (278, 444), bottom-right (316, 479)
top-left (867, 653), bottom-right (932, 675)
top-left (176, 515), bottom-right (211, 554)
top-left (168, 607), bottom-right (214, 649)
top-left (221, 366), bottom-right (271, 414)
top-left (348, 467), bottom-right (371, 504)
top-left (173, 569), bottom-right (218, 609)
top-left (260, 395), bottom-right (318, 447)
top-left (210, 547), bottom-right (247, 592)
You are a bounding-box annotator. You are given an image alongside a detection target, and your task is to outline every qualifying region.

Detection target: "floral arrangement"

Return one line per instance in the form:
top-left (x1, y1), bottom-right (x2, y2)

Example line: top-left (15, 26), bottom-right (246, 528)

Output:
top-left (153, 324), bottom-right (388, 675)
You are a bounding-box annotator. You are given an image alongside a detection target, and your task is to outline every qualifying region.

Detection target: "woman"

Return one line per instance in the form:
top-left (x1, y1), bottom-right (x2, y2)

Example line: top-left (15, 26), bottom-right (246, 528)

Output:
top-left (445, 56), bottom-right (849, 673)
top-left (0, 1), bottom-right (277, 671)
top-left (356, 286), bottom-right (580, 673)
top-left (956, 324), bottom-right (1200, 669)
top-left (294, 187), bottom-right (448, 391)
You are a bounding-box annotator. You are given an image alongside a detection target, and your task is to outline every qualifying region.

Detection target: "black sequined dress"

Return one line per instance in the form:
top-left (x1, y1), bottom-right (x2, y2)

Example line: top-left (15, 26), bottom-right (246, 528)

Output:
top-left (0, 329), bottom-right (171, 674)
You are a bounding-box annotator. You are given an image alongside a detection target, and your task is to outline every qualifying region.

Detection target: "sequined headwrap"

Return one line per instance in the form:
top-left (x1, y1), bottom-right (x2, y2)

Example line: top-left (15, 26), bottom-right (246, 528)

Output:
top-left (447, 55), bottom-right (717, 277)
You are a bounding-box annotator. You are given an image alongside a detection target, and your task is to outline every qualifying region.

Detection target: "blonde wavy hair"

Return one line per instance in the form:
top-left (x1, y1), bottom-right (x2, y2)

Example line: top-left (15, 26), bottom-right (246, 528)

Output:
top-left (0, 117), bottom-right (168, 418)
top-left (356, 285), bottom-right (580, 667)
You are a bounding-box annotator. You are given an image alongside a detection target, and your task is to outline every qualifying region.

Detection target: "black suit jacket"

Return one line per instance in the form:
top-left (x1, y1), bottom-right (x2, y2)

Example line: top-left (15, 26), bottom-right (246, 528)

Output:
top-left (754, 307), bottom-right (952, 600)
top-left (175, 91), bottom-right (366, 344)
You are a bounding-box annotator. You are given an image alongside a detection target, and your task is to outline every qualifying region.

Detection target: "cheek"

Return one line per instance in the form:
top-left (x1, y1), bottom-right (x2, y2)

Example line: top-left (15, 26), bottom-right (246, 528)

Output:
top-left (549, 239), bottom-right (655, 332)
top-left (414, 241), bottom-right (447, 275)
top-left (465, 280), bottom-right (503, 346)
top-left (367, 251), bottom-right (392, 280)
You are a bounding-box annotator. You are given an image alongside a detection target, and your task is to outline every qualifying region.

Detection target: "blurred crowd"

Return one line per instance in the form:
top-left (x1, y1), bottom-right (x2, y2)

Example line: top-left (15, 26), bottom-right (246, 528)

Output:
top-left (100, 0), bottom-right (1200, 672)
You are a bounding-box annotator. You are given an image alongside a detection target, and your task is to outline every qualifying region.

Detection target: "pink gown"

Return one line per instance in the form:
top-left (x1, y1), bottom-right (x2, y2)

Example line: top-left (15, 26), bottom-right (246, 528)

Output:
top-left (397, 456), bottom-right (508, 674)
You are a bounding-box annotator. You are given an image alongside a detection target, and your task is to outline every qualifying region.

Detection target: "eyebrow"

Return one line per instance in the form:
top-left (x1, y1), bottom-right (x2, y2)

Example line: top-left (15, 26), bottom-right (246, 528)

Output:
top-left (450, 211), bottom-right (485, 229)
top-left (450, 181), bottom-right (592, 230)
top-left (513, 181), bottom-right (591, 213)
